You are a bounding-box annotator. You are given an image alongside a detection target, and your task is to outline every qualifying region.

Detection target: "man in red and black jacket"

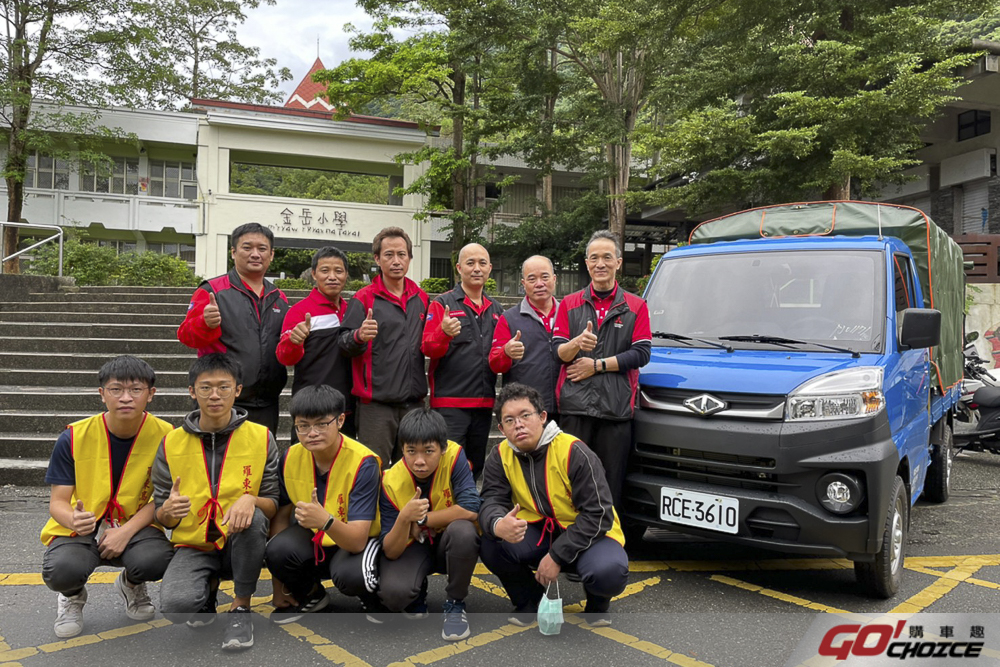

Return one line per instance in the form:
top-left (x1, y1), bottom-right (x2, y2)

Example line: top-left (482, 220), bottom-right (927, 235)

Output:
top-left (422, 243), bottom-right (504, 478)
top-left (339, 227), bottom-right (429, 468)
top-left (276, 246), bottom-right (355, 442)
top-left (552, 230), bottom-right (651, 509)
top-left (177, 223), bottom-right (288, 435)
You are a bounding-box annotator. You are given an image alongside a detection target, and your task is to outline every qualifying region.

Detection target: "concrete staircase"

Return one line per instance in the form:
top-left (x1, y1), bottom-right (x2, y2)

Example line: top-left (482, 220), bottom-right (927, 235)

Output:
top-left (1, 284), bottom-right (514, 485)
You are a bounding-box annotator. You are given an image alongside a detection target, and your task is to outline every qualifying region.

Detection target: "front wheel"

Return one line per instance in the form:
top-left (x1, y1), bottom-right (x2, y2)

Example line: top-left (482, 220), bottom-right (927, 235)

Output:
top-left (923, 423), bottom-right (953, 503)
top-left (855, 476), bottom-right (908, 599)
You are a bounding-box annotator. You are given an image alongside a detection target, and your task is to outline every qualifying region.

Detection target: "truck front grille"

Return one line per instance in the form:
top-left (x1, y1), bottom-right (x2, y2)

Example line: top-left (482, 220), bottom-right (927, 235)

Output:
top-left (632, 442), bottom-right (786, 492)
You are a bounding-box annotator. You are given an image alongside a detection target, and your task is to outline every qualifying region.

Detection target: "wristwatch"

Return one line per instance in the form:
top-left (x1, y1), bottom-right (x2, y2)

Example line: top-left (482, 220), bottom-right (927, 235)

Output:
top-left (416, 515), bottom-right (428, 527)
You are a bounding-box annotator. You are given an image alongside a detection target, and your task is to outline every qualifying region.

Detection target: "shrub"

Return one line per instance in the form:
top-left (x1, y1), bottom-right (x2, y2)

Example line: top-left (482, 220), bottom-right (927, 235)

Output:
top-left (420, 277), bottom-right (452, 294)
top-left (115, 251), bottom-right (199, 287)
top-left (28, 237), bottom-right (121, 286)
top-left (273, 278), bottom-right (311, 290)
top-left (345, 279), bottom-right (368, 293)
top-left (485, 278), bottom-right (498, 295)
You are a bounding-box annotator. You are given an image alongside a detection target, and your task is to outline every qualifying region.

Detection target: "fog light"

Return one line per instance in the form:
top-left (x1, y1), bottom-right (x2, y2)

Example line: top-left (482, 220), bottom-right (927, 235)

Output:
top-left (816, 473), bottom-right (864, 514)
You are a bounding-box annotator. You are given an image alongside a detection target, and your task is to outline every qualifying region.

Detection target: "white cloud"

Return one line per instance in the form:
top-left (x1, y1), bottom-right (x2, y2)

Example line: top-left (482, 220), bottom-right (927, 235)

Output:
top-left (238, 0), bottom-right (377, 99)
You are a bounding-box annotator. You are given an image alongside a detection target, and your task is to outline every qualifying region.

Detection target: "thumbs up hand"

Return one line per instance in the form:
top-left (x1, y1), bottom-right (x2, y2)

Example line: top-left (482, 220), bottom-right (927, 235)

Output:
top-left (290, 312), bottom-right (312, 345)
top-left (161, 477), bottom-right (191, 523)
top-left (505, 330), bottom-right (525, 360)
top-left (295, 487), bottom-right (331, 531)
top-left (441, 311), bottom-right (462, 338)
top-left (400, 487), bottom-right (431, 524)
top-left (71, 499), bottom-right (97, 536)
top-left (358, 307), bottom-right (378, 342)
top-left (203, 292), bottom-right (222, 329)
top-left (576, 320), bottom-right (598, 352)
top-left (496, 503), bottom-right (527, 544)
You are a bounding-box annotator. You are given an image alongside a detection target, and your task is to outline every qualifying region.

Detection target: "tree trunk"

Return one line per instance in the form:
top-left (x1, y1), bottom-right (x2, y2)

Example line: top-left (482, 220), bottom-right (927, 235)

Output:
top-left (824, 175), bottom-right (851, 200)
top-left (449, 66), bottom-right (467, 264)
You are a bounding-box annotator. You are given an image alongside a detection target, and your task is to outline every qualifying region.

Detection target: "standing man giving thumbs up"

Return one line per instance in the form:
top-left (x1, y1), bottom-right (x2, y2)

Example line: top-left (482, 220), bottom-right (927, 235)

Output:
top-left (177, 223), bottom-right (289, 436)
top-left (552, 230), bottom-right (651, 510)
top-left (277, 246), bottom-right (356, 441)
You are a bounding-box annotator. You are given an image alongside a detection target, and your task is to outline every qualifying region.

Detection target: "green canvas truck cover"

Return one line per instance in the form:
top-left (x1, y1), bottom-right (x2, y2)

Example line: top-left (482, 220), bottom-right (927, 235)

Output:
top-left (688, 200), bottom-right (964, 393)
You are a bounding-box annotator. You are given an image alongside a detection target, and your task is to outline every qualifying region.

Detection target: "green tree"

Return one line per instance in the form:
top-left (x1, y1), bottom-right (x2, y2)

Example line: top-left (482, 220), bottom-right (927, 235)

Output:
top-left (631, 0), bottom-right (992, 215)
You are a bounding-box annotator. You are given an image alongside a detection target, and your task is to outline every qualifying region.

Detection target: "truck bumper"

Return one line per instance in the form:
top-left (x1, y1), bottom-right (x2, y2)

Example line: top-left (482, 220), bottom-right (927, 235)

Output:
top-left (624, 407), bottom-right (899, 559)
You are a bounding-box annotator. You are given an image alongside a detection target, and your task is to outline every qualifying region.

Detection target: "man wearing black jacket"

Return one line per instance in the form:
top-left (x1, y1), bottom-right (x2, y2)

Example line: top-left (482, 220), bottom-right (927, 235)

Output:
top-left (478, 383), bottom-right (628, 628)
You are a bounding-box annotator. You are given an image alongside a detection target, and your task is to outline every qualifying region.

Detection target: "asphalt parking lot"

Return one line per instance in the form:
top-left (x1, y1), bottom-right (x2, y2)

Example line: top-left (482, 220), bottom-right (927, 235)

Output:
top-left (1, 450), bottom-right (998, 667)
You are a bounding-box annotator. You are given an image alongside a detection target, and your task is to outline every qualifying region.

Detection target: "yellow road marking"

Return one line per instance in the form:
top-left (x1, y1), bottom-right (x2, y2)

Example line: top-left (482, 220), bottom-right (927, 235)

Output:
top-left (0, 648), bottom-right (38, 663)
top-left (0, 632), bottom-right (9, 652)
top-left (387, 623), bottom-right (534, 667)
top-left (710, 575), bottom-right (855, 615)
top-left (890, 564), bottom-right (982, 614)
top-left (564, 614), bottom-right (715, 667)
top-left (965, 577), bottom-right (1000, 590)
top-left (252, 602), bottom-right (372, 666)
top-left (469, 575), bottom-right (508, 599)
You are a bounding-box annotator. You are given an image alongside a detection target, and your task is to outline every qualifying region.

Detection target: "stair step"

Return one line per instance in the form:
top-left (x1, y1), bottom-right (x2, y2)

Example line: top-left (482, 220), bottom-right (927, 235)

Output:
top-left (0, 301), bottom-right (191, 314)
top-left (0, 322), bottom-right (182, 338)
top-left (0, 352), bottom-right (195, 372)
top-left (0, 311), bottom-right (187, 324)
top-left (1, 369), bottom-right (195, 388)
top-left (0, 387), bottom-right (292, 411)
top-left (0, 457), bottom-right (49, 486)
top-left (0, 336), bottom-right (190, 353)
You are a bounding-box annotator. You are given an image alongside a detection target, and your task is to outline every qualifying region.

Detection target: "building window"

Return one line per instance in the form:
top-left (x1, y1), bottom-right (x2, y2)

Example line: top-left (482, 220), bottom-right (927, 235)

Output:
top-left (148, 242), bottom-right (195, 263)
top-left (430, 258), bottom-right (453, 279)
top-left (149, 160), bottom-right (196, 198)
top-left (25, 152), bottom-right (70, 190)
top-left (97, 239), bottom-right (137, 254)
top-left (958, 110), bottom-right (991, 141)
top-left (81, 158), bottom-right (139, 194)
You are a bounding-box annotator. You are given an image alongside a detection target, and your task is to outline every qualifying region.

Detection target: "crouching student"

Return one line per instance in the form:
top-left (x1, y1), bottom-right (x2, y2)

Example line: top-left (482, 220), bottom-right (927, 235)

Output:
top-left (265, 385), bottom-right (383, 624)
top-left (153, 353), bottom-right (280, 652)
top-left (479, 383), bottom-right (629, 628)
top-left (41, 355), bottom-right (175, 638)
top-left (378, 409), bottom-right (480, 641)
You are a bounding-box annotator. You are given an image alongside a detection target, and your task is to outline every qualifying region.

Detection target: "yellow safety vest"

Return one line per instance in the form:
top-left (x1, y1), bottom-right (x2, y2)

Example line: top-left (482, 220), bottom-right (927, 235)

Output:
top-left (283, 435), bottom-right (382, 547)
top-left (383, 440), bottom-right (466, 544)
top-left (41, 413), bottom-right (173, 545)
top-left (499, 431), bottom-right (625, 546)
top-left (163, 421), bottom-right (269, 551)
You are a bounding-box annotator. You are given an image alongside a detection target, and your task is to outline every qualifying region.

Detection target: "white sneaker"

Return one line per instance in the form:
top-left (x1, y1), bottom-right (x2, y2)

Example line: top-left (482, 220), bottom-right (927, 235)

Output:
top-left (55, 588), bottom-right (87, 638)
top-left (115, 570), bottom-right (155, 621)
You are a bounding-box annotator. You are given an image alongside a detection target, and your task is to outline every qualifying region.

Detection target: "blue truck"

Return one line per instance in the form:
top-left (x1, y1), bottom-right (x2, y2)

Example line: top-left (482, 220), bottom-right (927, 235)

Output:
top-left (625, 201), bottom-right (965, 597)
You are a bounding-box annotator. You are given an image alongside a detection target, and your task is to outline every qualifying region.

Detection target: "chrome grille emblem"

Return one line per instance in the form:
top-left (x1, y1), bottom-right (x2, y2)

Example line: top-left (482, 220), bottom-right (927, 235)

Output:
top-left (683, 394), bottom-right (727, 416)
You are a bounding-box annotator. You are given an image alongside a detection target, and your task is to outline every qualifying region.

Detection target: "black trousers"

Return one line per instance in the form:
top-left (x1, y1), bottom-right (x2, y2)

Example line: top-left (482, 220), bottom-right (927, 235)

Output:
top-left (438, 407), bottom-right (494, 478)
top-left (238, 400), bottom-right (280, 437)
top-left (479, 523), bottom-right (628, 612)
top-left (558, 415), bottom-right (631, 510)
top-left (264, 524), bottom-right (371, 603)
top-left (42, 526), bottom-right (173, 596)
top-left (378, 520), bottom-right (480, 611)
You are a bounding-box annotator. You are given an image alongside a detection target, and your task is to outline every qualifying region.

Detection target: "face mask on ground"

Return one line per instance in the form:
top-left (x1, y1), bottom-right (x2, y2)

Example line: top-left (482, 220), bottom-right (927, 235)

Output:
top-left (537, 581), bottom-right (563, 636)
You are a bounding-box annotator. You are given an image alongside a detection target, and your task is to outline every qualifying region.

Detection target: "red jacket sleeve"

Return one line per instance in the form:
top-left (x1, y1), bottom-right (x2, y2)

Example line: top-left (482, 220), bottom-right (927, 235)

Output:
top-left (632, 299), bottom-right (652, 343)
top-left (489, 313), bottom-right (514, 374)
top-left (552, 298), bottom-right (571, 342)
top-left (421, 300), bottom-right (453, 359)
top-left (275, 303), bottom-right (307, 366)
top-left (177, 287), bottom-right (223, 349)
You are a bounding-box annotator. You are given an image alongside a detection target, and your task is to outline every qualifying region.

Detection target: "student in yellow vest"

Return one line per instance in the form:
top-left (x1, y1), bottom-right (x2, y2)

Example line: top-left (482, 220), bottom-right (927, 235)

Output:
top-left (479, 382), bottom-right (629, 628)
top-left (41, 355), bottom-right (175, 639)
top-left (265, 385), bottom-right (383, 624)
top-left (377, 408), bottom-right (480, 641)
top-left (152, 353), bottom-right (280, 652)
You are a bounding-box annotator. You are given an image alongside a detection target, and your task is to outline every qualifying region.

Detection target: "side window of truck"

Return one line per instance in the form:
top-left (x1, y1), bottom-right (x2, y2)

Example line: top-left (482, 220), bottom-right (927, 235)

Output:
top-left (892, 254), bottom-right (916, 315)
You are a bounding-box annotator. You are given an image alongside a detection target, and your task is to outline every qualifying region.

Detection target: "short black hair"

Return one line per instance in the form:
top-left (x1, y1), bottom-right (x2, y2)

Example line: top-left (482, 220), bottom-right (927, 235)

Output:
top-left (98, 355), bottom-right (156, 387)
top-left (495, 382), bottom-right (546, 422)
top-left (397, 408), bottom-right (448, 450)
top-left (231, 223), bottom-right (274, 249)
top-left (188, 353), bottom-right (242, 387)
top-left (311, 246), bottom-right (349, 272)
top-left (372, 226), bottom-right (413, 257)
top-left (290, 385), bottom-right (346, 420)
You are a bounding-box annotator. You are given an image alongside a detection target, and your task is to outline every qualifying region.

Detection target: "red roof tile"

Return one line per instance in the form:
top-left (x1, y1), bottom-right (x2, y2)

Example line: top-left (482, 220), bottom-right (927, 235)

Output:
top-left (285, 58), bottom-right (333, 110)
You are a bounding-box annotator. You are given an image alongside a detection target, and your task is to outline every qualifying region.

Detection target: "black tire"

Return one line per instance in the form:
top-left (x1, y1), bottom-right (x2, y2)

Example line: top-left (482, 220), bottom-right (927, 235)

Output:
top-left (855, 476), bottom-right (908, 599)
top-left (923, 423), bottom-right (952, 503)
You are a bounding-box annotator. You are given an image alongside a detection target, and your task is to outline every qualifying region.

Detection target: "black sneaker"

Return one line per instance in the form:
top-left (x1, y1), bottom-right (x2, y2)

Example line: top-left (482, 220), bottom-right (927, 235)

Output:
top-left (507, 603), bottom-right (537, 627)
top-left (221, 606), bottom-right (254, 651)
top-left (186, 584), bottom-right (219, 629)
top-left (272, 587), bottom-right (330, 625)
top-left (582, 599), bottom-right (611, 627)
top-left (363, 598), bottom-right (389, 624)
top-left (402, 580), bottom-right (428, 620)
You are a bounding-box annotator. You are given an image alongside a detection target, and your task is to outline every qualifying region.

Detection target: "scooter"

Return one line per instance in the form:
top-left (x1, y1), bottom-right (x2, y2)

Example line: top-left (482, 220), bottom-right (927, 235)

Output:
top-left (954, 332), bottom-right (1000, 455)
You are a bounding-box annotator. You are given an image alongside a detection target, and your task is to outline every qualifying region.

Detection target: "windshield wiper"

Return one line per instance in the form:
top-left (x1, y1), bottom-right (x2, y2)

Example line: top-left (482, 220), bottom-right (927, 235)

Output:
top-left (653, 331), bottom-right (734, 353)
top-left (717, 334), bottom-right (860, 358)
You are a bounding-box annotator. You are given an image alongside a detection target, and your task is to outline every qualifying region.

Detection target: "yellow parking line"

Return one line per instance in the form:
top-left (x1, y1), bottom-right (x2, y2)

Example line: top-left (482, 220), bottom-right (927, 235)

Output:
top-left (278, 620), bottom-right (374, 667)
top-left (889, 564), bottom-right (982, 614)
top-left (469, 576), bottom-right (507, 599)
top-left (709, 575), bottom-right (854, 615)
top-left (0, 648), bottom-right (38, 663)
top-left (564, 614), bottom-right (715, 667)
top-left (966, 577), bottom-right (1000, 590)
top-left (387, 623), bottom-right (535, 667)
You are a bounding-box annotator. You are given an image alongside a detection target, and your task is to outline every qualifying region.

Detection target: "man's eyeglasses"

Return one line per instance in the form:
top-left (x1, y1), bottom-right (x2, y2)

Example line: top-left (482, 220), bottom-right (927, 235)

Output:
top-left (194, 385), bottom-right (235, 398)
top-left (295, 419), bottom-right (337, 435)
top-left (501, 411), bottom-right (538, 427)
top-left (103, 386), bottom-right (149, 397)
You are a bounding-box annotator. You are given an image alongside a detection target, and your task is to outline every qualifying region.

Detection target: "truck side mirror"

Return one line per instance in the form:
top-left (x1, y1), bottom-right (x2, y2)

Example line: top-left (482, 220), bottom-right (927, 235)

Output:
top-left (899, 308), bottom-right (941, 350)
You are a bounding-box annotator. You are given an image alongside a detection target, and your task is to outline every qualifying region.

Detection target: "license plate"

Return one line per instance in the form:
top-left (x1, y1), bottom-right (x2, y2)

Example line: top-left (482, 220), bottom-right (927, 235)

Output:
top-left (659, 487), bottom-right (739, 534)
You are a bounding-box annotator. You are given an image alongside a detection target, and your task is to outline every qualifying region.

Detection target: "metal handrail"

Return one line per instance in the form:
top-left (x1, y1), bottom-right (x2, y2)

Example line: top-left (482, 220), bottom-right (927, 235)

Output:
top-left (0, 221), bottom-right (64, 276)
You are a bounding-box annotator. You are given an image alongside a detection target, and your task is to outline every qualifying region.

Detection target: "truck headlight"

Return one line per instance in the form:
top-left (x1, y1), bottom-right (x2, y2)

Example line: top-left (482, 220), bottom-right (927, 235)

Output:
top-left (816, 472), bottom-right (865, 514)
top-left (786, 367), bottom-right (884, 421)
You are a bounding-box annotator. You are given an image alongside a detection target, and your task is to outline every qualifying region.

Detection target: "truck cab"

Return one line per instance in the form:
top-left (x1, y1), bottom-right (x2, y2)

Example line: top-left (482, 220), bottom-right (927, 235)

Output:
top-left (626, 227), bottom-right (958, 597)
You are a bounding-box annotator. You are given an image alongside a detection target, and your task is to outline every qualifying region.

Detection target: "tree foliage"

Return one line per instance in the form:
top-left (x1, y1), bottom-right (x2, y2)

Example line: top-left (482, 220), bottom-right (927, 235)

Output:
top-left (230, 163), bottom-right (389, 204)
top-left (27, 235), bottom-right (199, 286)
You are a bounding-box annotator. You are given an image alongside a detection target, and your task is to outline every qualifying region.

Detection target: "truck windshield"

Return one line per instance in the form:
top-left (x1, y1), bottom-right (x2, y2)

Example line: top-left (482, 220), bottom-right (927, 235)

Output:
top-left (646, 249), bottom-right (884, 353)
